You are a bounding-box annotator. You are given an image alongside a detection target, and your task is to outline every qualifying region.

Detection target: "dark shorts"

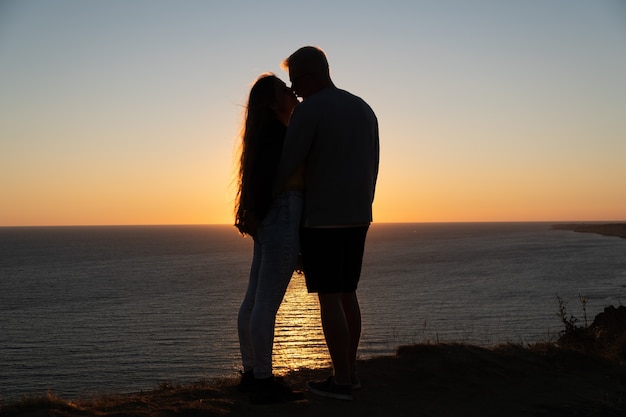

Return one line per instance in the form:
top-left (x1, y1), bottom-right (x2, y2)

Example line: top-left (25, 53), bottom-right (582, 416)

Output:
top-left (300, 226), bottom-right (369, 294)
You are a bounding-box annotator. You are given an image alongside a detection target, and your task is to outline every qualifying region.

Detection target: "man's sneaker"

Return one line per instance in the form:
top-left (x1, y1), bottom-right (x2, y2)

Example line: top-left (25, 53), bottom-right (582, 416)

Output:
top-left (249, 376), bottom-right (304, 404)
top-left (351, 374), bottom-right (362, 390)
top-left (306, 376), bottom-right (353, 401)
top-left (237, 370), bottom-right (255, 393)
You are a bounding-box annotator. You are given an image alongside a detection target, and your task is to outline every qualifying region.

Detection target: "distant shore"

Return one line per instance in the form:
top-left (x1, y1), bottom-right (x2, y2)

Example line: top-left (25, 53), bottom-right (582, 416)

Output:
top-left (551, 223), bottom-right (626, 239)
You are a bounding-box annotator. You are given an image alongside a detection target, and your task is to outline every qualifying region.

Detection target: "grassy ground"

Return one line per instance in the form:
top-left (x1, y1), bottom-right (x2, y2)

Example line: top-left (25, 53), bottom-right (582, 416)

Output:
top-left (2, 341), bottom-right (625, 417)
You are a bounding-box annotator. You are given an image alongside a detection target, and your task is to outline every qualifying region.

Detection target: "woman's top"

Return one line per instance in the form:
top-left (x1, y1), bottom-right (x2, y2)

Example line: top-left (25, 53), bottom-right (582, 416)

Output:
top-left (237, 118), bottom-right (286, 234)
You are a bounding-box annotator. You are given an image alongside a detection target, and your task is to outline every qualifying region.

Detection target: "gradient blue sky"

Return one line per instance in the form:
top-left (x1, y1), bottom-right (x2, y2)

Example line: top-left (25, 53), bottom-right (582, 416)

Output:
top-left (1, 1), bottom-right (625, 226)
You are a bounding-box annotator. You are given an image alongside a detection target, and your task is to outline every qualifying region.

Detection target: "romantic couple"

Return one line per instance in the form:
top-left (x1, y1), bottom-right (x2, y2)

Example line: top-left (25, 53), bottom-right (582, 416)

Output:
top-left (234, 46), bottom-right (380, 404)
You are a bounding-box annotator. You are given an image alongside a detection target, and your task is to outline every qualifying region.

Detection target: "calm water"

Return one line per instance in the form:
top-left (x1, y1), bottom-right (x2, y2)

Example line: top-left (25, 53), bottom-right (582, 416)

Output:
top-left (1, 223), bottom-right (625, 400)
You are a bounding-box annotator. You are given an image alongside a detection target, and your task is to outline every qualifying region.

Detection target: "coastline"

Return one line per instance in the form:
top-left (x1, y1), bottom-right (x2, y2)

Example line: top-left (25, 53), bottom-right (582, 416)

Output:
top-left (3, 225), bottom-right (626, 416)
top-left (551, 223), bottom-right (626, 239)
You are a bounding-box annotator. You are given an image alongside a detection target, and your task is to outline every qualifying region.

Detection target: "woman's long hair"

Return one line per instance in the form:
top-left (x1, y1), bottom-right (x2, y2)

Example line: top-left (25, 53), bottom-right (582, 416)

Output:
top-left (235, 73), bottom-right (279, 234)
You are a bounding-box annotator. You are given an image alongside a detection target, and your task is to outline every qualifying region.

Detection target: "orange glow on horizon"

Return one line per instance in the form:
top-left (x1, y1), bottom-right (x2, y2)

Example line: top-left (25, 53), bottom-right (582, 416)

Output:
top-left (2, 187), bottom-right (625, 227)
top-left (1, 138), bottom-right (625, 227)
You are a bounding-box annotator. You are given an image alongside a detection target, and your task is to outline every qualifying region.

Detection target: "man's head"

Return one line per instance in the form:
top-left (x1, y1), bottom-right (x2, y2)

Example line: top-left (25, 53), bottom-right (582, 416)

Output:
top-left (282, 46), bottom-right (333, 99)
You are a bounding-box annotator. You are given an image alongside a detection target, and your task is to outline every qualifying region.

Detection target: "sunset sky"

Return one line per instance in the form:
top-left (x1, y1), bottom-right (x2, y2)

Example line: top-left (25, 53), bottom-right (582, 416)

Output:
top-left (1, 1), bottom-right (625, 226)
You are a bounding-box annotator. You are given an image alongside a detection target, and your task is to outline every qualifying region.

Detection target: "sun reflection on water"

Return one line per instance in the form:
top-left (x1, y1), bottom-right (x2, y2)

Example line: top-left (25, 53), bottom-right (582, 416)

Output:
top-left (272, 273), bottom-right (331, 374)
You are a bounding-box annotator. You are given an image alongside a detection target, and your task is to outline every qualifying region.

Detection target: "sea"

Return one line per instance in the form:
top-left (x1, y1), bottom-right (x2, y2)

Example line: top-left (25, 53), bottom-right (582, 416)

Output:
top-left (1, 222), bottom-right (625, 401)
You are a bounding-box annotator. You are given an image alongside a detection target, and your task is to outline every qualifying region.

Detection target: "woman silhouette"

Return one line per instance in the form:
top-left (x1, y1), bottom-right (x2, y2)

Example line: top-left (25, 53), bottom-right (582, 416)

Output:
top-left (234, 73), bottom-right (303, 404)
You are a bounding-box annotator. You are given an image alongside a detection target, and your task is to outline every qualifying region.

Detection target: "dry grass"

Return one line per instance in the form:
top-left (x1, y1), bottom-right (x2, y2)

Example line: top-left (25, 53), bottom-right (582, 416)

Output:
top-left (2, 341), bottom-right (626, 417)
top-left (3, 304), bottom-right (626, 417)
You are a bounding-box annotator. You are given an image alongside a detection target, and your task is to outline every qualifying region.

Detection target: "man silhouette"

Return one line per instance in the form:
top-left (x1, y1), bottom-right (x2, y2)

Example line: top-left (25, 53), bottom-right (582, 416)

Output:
top-left (274, 46), bottom-right (380, 401)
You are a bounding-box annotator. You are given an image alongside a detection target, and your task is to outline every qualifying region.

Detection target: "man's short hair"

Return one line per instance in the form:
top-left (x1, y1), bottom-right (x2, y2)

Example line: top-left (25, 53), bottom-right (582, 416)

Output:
top-left (282, 46), bottom-right (329, 76)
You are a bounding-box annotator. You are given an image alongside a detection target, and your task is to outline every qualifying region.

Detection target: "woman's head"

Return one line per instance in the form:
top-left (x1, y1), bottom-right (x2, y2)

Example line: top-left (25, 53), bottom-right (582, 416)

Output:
top-left (246, 74), bottom-right (279, 128)
top-left (234, 73), bottom-right (298, 234)
top-left (246, 73), bottom-right (298, 127)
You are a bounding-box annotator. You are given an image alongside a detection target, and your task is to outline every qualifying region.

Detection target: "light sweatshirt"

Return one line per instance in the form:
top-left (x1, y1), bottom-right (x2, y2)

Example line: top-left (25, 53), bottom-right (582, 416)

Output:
top-left (273, 87), bottom-right (379, 227)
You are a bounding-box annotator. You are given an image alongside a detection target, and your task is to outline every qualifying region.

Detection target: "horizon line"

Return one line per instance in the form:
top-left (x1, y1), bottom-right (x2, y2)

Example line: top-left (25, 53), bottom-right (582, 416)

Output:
top-left (1, 220), bottom-right (625, 228)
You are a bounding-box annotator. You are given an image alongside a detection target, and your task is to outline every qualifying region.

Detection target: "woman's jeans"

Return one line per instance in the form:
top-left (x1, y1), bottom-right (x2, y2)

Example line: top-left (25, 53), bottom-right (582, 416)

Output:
top-left (237, 190), bottom-right (302, 379)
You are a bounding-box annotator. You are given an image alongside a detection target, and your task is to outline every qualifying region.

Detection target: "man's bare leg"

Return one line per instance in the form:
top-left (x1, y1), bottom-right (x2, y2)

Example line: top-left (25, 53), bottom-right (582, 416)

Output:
top-left (318, 292), bottom-right (351, 385)
top-left (342, 291), bottom-right (361, 378)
